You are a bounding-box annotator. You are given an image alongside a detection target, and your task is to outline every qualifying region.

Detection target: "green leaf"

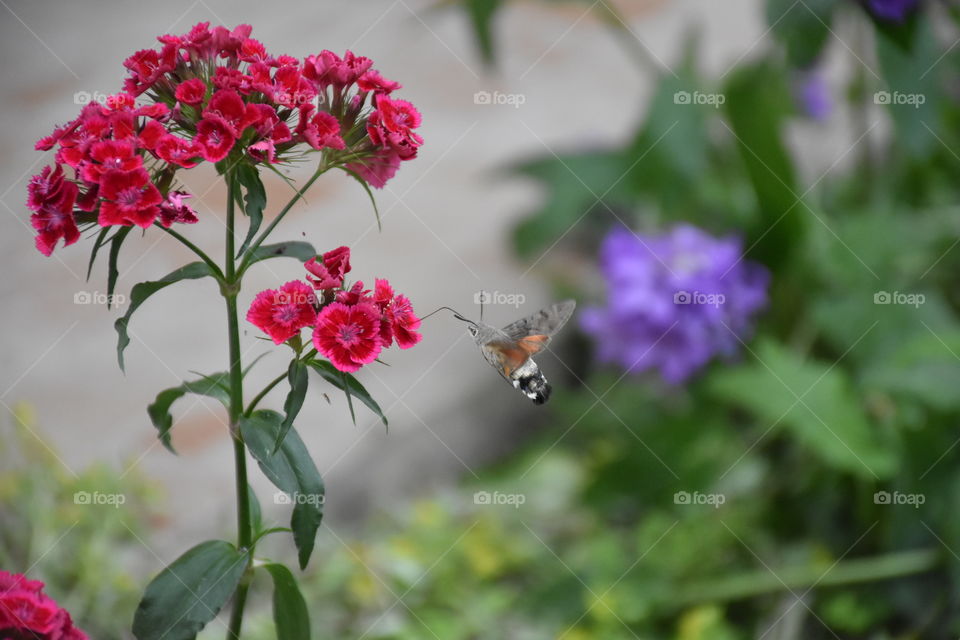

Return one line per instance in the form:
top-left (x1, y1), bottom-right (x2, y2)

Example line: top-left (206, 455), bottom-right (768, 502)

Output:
top-left (723, 59), bottom-right (804, 268)
top-left (244, 241), bottom-right (318, 268)
top-left (766, 0), bottom-right (836, 67)
top-left (132, 540), bottom-right (248, 640)
top-left (248, 483), bottom-right (263, 536)
top-left (876, 15), bottom-right (940, 160)
top-left (306, 359), bottom-right (387, 428)
top-left (340, 167), bottom-right (381, 231)
top-left (236, 163), bottom-right (267, 257)
top-left (464, 0), bottom-right (502, 65)
top-left (263, 563), bottom-right (311, 640)
top-left (147, 372), bottom-right (230, 453)
top-left (275, 360), bottom-right (309, 454)
top-left (240, 410), bottom-right (324, 569)
top-left (86, 226), bottom-right (112, 281)
top-left (114, 261), bottom-right (215, 372)
top-left (709, 339), bottom-right (897, 479)
top-left (106, 226), bottom-right (133, 309)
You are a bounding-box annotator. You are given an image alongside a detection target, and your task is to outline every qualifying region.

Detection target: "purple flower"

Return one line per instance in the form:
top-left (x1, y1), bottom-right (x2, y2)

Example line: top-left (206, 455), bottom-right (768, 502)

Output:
top-left (580, 225), bottom-right (770, 384)
top-left (866, 0), bottom-right (919, 22)
top-left (797, 71), bottom-right (831, 122)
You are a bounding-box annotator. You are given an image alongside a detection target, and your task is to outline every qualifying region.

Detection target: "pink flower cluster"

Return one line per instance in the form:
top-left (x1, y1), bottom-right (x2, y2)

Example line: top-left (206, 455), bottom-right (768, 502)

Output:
top-left (246, 246), bottom-right (422, 372)
top-left (0, 571), bottom-right (87, 640)
top-left (28, 22), bottom-right (424, 256)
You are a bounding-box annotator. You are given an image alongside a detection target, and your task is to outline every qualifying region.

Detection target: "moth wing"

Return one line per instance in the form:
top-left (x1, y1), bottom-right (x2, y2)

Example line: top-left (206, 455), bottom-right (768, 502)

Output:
top-left (483, 336), bottom-right (547, 378)
top-left (501, 300), bottom-right (577, 345)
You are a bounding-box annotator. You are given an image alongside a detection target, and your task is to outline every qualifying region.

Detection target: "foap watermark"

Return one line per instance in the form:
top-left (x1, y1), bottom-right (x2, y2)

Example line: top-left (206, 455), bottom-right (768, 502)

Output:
top-left (874, 290), bottom-right (925, 308)
top-left (474, 490), bottom-right (526, 508)
top-left (674, 490), bottom-right (726, 508)
top-left (74, 490), bottom-right (126, 508)
top-left (74, 290), bottom-right (126, 306)
top-left (474, 290), bottom-right (526, 308)
top-left (473, 90), bottom-right (526, 109)
top-left (874, 91), bottom-right (926, 108)
top-left (673, 290), bottom-right (725, 307)
top-left (673, 90), bottom-right (725, 108)
top-left (874, 490), bottom-right (925, 508)
top-left (274, 491), bottom-right (325, 507)
top-left (73, 90), bottom-right (130, 108)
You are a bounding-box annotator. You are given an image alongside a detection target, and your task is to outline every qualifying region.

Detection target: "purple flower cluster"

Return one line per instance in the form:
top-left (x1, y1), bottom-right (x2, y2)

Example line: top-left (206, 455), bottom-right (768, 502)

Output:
top-left (866, 0), bottom-right (919, 22)
top-left (581, 225), bottom-right (770, 384)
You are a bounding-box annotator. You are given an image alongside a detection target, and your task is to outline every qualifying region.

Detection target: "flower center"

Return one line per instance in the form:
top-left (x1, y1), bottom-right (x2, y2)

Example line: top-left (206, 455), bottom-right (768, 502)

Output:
top-left (117, 187), bottom-right (142, 207)
top-left (338, 322), bottom-right (360, 346)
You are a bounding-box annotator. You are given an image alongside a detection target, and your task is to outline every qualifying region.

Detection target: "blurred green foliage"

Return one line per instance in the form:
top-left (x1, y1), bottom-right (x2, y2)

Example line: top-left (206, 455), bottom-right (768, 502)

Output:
top-left (0, 404), bottom-right (160, 639)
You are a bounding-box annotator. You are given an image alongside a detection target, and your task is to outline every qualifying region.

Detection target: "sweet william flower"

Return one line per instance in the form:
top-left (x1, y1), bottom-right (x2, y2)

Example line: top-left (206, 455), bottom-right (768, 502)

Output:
top-left (386, 294), bottom-right (422, 349)
top-left (296, 106), bottom-right (345, 151)
top-left (0, 570), bottom-right (88, 640)
top-left (29, 22), bottom-right (425, 256)
top-left (194, 117), bottom-right (235, 162)
top-left (247, 280), bottom-right (317, 344)
top-left (305, 246), bottom-right (351, 290)
top-left (346, 150), bottom-right (401, 189)
top-left (312, 302), bottom-right (383, 372)
top-left (98, 167), bottom-right (163, 227)
top-left (158, 191), bottom-right (199, 227)
top-left (175, 77), bottom-right (207, 105)
top-left (367, 94), bottom-right (423, 160)
top-left (27, 165), bottom-right (80, 256)
top-left (203, 90), bottom-right (250, 137)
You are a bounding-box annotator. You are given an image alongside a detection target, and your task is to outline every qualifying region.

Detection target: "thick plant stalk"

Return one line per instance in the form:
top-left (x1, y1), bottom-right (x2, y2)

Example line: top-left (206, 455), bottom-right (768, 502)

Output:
top-left (223, 173), bottom-right (253, 639)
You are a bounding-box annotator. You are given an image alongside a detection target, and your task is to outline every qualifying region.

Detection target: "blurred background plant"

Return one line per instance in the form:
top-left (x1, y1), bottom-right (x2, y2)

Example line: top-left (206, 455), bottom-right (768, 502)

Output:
top-left (0, 404), bottom-right (160, 639)
top-left (7, 0), bottom-right (960, 637)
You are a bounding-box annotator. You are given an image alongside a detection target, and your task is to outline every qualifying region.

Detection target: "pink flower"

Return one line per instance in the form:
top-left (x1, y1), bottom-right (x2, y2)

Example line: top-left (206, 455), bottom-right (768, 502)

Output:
top-left (335, 281), bottom-right (368, 306)
top-left (295, 106), bottom-right (345, 151)
top-left (358, 70), bottom-right (401, 95)
top-left (387, 294), bottom-right (422, 349)
top-left (122, 45), bottom-right (176, 95)
top-left (0, 570), bottom-right (88, 640)
top-left (158, 191), bottom-right (199, 227)
top-left (27, 165), bottom-right (80, 256)
top-left (312, 302), bottom-right (383, 372)
top-left (367, 94), bottom-right (423, 160)
top-left (346, 150), bottom-right (401, 189)
top-left (156, 134), bottom-right (203, 168)
top-left (138, 119), bottom-right (167, 150)
top-left (194, 117), bottom-right (235, 162)
top-left (175, 78), bottom-right (207, 105)
top-left (303, 50), bottom-right (372, 89)
top-left (247, 280), bottom-right (317, 344)
top-left (203, 90), bottom-right (250, 137)
top-left (98, 167), bottom-right (163, 227)
top-left (372, 278), bottom-right (394, 309)
top-left (80, 140), bottom-right (142, 183)
top-left (305, 246), bottom-right (351, 290)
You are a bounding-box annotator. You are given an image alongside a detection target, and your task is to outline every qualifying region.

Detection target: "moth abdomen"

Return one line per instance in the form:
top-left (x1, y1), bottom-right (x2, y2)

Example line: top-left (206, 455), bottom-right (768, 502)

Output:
top-left (510, 359), bottom-right (552, 404)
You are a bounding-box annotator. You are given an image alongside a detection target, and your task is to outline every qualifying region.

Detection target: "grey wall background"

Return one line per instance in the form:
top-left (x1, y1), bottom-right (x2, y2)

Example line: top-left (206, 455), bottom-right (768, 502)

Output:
top-left (0, 0), bottom-right (782, 552)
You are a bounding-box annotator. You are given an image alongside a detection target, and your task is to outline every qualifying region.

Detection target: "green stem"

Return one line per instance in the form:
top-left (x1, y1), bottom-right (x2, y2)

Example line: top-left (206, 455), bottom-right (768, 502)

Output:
top-left (671, 548), bottom-right (941, 609)
top-left (224, 172), bottom-right (252, 640)
top-left (245, 371), bottom-right (287, 416)
top-left (246, 349), bottom-right (318, 416)
top-left (238, 162), bottom-right (330, 273)
top-left (156, 224), bottom-right (225, 280)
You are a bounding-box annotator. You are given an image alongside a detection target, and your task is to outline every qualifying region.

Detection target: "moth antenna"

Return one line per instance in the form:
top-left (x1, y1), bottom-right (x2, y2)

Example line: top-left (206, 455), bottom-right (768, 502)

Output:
top-left (480, 289), bottom-right (486, 322)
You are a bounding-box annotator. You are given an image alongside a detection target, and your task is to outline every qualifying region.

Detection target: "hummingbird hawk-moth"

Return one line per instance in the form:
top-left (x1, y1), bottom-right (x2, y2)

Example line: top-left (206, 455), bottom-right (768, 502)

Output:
top-left (458, 300), bottom-right (576, 404)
